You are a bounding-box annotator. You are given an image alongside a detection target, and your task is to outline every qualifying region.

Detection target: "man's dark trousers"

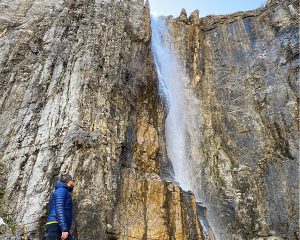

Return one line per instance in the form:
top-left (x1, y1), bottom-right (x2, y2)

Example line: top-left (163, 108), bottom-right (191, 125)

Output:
top-left (46, 223), bottom-right (73, 240)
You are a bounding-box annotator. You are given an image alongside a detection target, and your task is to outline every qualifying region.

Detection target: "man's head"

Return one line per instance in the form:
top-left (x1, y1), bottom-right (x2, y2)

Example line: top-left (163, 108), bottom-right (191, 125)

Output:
top-left (60, 173), bottom-right (75, 189)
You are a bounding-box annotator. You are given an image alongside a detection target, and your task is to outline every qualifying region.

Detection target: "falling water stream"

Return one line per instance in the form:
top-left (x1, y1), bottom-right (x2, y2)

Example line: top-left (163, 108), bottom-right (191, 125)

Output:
top-left (151, 16), bottom-right (214, 240)
top-left (151, 16), bottom-right (191, 190)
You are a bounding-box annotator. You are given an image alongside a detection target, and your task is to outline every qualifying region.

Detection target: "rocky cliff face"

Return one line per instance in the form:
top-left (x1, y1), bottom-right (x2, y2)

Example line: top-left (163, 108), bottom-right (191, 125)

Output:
top-left (165, 0), bottom-right (299, 239)
top-left (0, 0), bottom-right (204, 239)
top-left (0, 0), bottom-right (298, 240)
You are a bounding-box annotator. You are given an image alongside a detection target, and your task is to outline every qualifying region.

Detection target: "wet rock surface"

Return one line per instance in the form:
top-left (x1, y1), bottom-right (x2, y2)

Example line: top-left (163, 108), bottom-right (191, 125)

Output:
top-left (114, 169), bottom-right (203, 240)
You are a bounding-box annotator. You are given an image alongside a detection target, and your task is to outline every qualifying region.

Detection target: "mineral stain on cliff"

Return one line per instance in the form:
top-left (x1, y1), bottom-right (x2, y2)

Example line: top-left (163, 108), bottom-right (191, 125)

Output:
top-left (0, 0), bottom-right (299, 240)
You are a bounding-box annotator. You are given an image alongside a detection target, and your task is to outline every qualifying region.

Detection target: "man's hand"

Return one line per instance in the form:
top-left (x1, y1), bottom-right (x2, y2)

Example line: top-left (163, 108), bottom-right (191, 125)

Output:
top-left (61, 231), bottom-right (69, 240)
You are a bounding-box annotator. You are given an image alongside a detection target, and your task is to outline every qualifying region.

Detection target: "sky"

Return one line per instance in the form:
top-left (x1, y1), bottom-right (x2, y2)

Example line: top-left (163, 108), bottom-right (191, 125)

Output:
top-left (149, 0), bottom-right (266, 17)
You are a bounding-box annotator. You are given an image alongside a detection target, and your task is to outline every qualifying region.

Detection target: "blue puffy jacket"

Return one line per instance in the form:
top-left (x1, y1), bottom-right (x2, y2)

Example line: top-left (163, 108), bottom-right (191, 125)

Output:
top-left (47, 181), bottom-right (73, 232)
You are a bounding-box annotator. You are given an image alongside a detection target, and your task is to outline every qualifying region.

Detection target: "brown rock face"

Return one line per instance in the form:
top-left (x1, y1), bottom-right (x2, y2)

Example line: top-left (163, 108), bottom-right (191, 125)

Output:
top-left (114, 169), bottom-right (203, 240)
top-left (165, 0), bottom-right (299, 239)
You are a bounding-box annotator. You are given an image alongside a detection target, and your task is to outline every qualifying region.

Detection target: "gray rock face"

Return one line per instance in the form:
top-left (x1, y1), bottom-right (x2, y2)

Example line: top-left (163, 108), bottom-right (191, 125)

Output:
top-left (0, 0), bottom-right (206, 239)
top-left (165, 0), bottom-right (299, 239)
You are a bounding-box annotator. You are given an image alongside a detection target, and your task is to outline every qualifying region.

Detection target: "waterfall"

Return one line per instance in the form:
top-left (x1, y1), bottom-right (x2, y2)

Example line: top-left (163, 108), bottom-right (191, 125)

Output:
top-left (151, 16), bottom-right (217, 240)
top-left (151, 16), bottom-right (192, 191)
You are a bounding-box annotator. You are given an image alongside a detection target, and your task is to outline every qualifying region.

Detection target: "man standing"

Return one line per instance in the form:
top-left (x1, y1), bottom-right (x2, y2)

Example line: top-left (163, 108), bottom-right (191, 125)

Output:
top-left (46, 174), bottom-right (74, 240)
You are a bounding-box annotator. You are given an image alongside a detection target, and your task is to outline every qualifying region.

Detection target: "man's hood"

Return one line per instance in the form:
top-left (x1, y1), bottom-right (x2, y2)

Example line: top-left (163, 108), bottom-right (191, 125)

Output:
top-left (55, 181), bottom-right (73, 192)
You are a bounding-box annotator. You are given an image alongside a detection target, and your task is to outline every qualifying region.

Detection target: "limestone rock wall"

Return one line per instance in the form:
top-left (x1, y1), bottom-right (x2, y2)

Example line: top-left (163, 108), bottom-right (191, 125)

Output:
top-left (166, 0), bottom-right (299, 239)
top-left (0, 0), bottom-right (204, 239)
top-left (114, 169), bottom-right (203, 240)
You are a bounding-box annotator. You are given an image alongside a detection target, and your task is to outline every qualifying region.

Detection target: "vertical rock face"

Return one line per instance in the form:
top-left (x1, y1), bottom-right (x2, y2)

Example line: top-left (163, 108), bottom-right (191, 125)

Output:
top-left (0, 0), bottom-right (205, 239)
top-left (166, 0), bottom-right (299, 239)
top-left (114, 169), bottom-right (203, 240)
